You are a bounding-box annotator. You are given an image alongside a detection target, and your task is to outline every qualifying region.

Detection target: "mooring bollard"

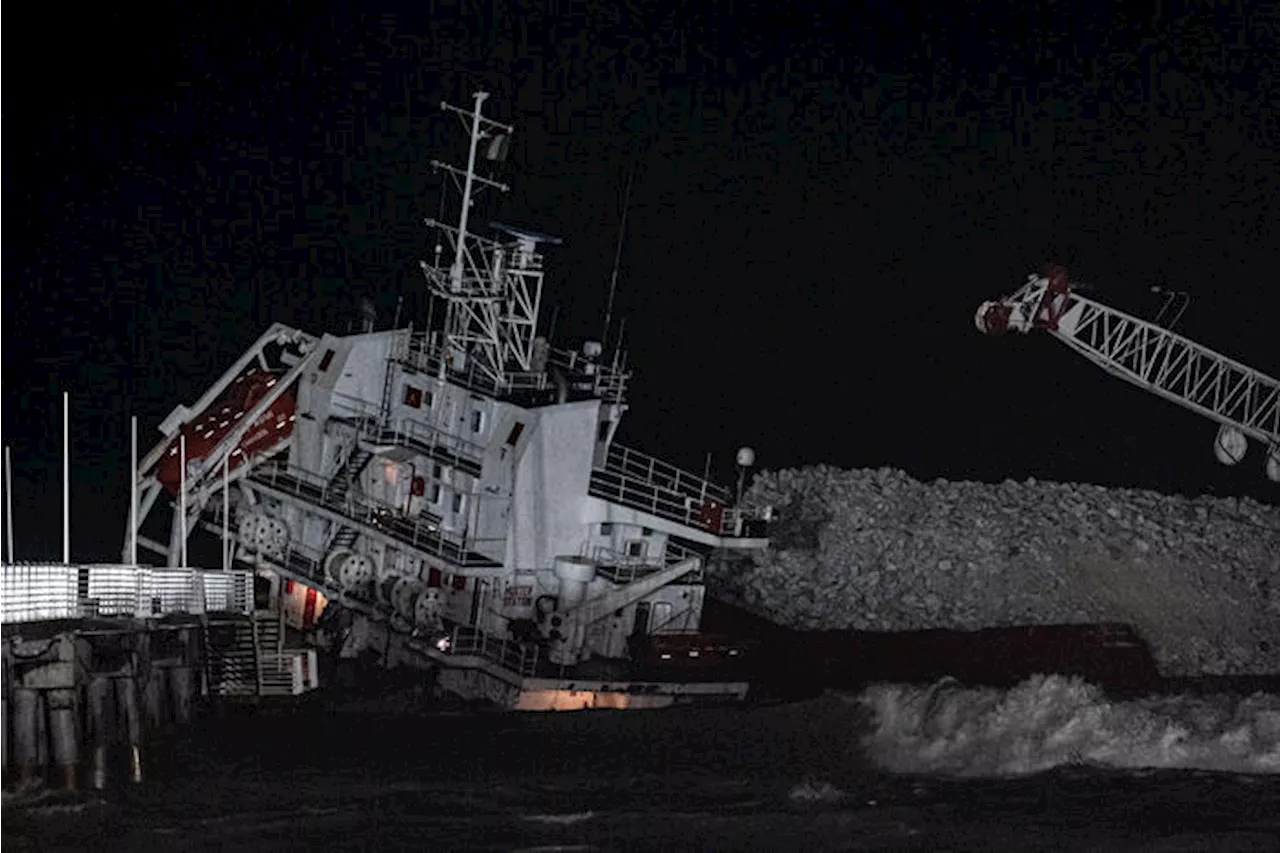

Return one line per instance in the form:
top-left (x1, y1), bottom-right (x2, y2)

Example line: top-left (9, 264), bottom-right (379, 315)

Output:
top-left (87, 676), bottom-right (112, 790)
top-left (116, 677), bottom-right (143, 784)
top-left (47, 688), bottom-right (79, 791)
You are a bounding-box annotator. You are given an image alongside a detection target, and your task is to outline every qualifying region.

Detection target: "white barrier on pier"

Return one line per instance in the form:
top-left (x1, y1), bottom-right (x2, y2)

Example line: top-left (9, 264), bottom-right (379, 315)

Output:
top-left (1, 563), bottom-right (253, 624)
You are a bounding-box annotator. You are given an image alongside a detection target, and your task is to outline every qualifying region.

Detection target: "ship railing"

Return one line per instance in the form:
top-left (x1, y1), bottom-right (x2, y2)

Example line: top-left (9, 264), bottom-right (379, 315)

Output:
top-left (397, 332), bottom-right (629, 403)
top-left (366, 417), bottom-right (486, 471)
top-left (330, 390), bottom-right (385, 426)
top-left (599, 443), bottom-right (733, 505)
top-left (588, 455), bottom-right (770, 538)
top-left (330, 390), bottom-right (487, 467)
top-left (595, 560), bottom-right (705, 587)
top-left (587, 470), bottom-right (722, 535)
top-left (590, 443), bottom-right (773, 538)
top-left (1, 563), bottom-right (253, 624)
top-left (553, 346), bottom-right (628, 397)
top-left (248, 462), bottom-right (504, 567)
top-left (581, 541), bottom-right (704, 585)
top-left (446, 624), bottom-right (540, 677)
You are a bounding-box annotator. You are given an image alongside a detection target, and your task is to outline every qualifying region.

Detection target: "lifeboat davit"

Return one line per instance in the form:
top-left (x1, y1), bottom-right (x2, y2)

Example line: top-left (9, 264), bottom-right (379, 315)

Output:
top-left (155, 366), bottom-right (296, 494)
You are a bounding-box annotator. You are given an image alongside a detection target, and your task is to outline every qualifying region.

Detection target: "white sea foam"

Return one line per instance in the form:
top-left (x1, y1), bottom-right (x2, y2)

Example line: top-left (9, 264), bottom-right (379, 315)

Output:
top-left (859, 675), bottom-right (1280, 776)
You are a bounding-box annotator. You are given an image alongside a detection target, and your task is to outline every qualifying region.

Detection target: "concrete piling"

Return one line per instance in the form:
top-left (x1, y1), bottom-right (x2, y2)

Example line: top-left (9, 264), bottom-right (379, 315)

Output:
top-left (143, 668), bottom-right (165, 732)
top-left (170, 666), bottom-right (194, 726)
top-left (2, 688), bottom-right (9, 775)
top-left (87, 676), bottom-right (112, 790)
top-left (116, 677), bottom-right (143, 784)
top-left (12, 688), bottom-right (40, 786)
top-left (46, 688), bottom-right (79, 791)
top-left (34, 691), bottom-right (48, 779)
top-left (3, 611), bottom-right (261, 792)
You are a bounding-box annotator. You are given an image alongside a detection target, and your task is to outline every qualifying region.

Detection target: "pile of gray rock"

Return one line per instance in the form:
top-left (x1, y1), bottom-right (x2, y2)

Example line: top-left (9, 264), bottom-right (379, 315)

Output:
top-left (713, 466), bottom-right (1280, 676)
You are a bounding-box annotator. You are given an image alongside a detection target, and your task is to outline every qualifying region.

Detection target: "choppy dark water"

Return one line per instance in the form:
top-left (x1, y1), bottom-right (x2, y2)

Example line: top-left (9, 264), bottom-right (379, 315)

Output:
top-left (5, 689), bottom-right (1279, 852)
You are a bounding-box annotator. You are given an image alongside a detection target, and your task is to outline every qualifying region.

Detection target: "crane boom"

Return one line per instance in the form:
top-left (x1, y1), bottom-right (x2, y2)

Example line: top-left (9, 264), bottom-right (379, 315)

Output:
top-left (977, 267), bottom-right (1280, 482)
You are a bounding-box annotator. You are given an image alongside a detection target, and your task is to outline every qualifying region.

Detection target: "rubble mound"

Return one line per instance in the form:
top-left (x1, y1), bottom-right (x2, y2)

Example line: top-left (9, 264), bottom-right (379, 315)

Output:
top-left (714, 467), bottom-right (1280, 677)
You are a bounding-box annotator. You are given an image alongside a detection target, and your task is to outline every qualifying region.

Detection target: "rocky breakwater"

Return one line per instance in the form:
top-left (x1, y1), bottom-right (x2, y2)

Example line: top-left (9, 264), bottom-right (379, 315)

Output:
top-left (712, 466), bottom-right (1280, 677)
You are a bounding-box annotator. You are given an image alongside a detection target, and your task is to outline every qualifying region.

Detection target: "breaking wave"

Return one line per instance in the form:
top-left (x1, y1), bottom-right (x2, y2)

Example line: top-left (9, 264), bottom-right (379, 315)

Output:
top-left (859, 675), bottom-right (1280, 776)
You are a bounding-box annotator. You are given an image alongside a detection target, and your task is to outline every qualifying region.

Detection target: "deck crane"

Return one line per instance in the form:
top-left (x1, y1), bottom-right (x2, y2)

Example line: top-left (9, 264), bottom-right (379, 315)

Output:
top-left (976, 266), bottom-right (1280, 483)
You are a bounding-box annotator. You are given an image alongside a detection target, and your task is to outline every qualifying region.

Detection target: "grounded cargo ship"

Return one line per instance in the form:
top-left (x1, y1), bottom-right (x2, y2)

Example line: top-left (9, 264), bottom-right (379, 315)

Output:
top-left (125, 92), bottom-right (773, 710)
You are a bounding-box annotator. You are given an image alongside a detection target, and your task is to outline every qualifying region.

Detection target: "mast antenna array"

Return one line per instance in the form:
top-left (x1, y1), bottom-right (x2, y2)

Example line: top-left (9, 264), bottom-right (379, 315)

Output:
top-left (421, 91), bottom-right (559, 385)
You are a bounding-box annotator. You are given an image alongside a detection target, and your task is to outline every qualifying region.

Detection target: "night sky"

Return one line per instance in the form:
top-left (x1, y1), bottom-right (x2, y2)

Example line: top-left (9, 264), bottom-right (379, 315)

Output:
top-left (4, 0), bottom-right (1278, 563)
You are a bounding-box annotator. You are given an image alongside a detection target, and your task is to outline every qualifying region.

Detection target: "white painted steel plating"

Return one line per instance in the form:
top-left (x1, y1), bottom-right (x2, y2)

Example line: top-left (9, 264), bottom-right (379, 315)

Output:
top-left (980, 272), bottom-right (1280, 476)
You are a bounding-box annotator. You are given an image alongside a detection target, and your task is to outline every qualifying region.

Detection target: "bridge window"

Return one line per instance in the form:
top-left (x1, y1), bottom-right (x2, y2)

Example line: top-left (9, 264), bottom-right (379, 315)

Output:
top-left (403, 385), bottom-right (423, 408)
top-left (597, 421), bottom-right (611, 442)
top-left (627, 540), bottom-right (646, 558)
top-left (600, 522), bottom-right (613, 535)
top-left (506, 422), bottom-right (525, 446)
top-left (318, 349), bottom-right (335, 372)
top-left (470, 410), bottom-right (485, 433)
top-left (452, 493), bottom-right (466, 514)
top-left (430, 484), bottom-right (442, 504)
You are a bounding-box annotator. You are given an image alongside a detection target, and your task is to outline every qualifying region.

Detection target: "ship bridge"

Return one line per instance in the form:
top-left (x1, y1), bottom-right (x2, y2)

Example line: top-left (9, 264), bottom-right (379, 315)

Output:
top-left (394, 331), bottom-right (629, 407)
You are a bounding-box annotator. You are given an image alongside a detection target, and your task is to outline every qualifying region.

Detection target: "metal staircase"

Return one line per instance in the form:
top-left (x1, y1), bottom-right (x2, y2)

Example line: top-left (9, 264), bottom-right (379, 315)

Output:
top-left (202, 610), bottom-right (304, 698)
top-left (325, 447), bottom-right (373, 553)
top-left (332, 526), bottom-right (360, 550)
top-left (331, 447), bottom-right (373, 504)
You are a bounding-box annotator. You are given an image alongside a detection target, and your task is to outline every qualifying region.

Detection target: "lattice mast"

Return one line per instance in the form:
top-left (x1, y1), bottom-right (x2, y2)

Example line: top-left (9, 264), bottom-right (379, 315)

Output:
top-left (977, 266), bottom-right (1280, 482)
top-left (420, 91), bottom-right (551, 386)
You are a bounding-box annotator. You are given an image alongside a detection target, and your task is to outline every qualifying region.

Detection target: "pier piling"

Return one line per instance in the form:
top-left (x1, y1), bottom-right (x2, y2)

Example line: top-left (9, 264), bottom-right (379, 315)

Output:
top-left (117, 676), bottom-right (143, 783)
top-left (12, 688), bottom-right (40, 786)
top-left (47, 688), bottom-right (79, 791)
top-left (87, 675), bottom-right (112, 789)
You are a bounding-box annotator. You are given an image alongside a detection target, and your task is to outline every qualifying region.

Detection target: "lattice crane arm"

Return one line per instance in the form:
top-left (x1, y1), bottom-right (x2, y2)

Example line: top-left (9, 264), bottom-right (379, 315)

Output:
top-left (976, 267), bottom-right (1280, 483)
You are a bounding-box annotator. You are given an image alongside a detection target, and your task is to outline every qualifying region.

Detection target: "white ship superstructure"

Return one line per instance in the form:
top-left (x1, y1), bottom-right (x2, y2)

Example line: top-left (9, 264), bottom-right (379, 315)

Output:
top-left (126, 92), bottom-right (771, 709)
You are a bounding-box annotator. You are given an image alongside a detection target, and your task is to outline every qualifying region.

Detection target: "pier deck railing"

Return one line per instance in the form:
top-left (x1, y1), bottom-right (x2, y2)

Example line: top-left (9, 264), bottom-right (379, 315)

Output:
top-left (2, 563), bottom-right (254, 624)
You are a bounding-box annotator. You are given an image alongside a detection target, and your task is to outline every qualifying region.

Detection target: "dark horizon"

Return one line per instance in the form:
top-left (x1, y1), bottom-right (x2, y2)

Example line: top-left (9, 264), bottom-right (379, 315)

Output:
top-left (4, 0), bottom-right (1278, 562)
